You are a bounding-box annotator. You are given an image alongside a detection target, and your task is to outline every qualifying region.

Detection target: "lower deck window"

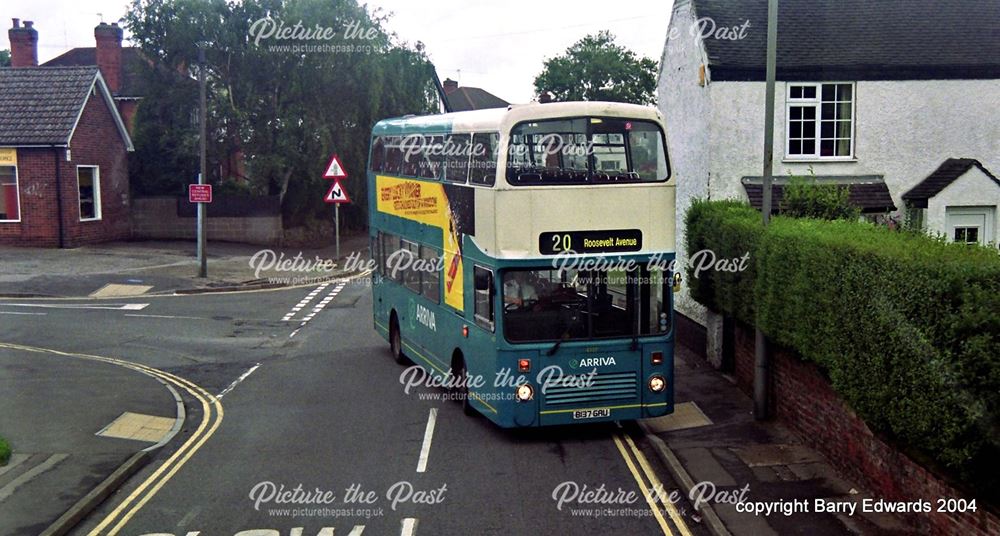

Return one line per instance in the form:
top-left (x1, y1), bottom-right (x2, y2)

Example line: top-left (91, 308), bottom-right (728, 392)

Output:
top-left (502, 266), bottom-right (669, 343)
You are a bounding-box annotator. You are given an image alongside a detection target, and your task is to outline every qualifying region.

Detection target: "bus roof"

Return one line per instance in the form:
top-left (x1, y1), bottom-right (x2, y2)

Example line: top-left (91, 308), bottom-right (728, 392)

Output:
top-left (372, 101), bottom-right (663, 136)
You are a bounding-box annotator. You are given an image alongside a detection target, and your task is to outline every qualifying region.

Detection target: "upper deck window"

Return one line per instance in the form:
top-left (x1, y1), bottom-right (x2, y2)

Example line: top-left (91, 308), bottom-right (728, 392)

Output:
top-left (506, 117), bottom-right (669, 185)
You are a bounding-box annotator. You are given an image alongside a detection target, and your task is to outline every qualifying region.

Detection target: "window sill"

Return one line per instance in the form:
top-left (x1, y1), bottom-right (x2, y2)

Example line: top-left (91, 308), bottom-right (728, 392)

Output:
top-left (80, 218), bottom-right (102, 222)
top-left (782, 158), bottom-right (857, 163)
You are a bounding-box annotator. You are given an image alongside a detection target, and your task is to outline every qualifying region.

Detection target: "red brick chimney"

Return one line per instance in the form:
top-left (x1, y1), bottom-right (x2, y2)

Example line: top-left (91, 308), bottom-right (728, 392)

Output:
top-left (443, 78), bottom-right (458, 95)
top-left (94, 22), bottom-right (123, 93)
top-left (8, 19), bottom-right (39, 67)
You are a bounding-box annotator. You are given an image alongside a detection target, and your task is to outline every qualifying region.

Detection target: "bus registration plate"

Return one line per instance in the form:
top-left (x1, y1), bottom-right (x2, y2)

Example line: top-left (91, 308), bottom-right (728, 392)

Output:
top-left (573, 408), bottom-right (611, 420)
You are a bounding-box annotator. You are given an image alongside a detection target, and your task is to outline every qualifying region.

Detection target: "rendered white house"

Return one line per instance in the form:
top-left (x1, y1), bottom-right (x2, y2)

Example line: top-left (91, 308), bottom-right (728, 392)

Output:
top-left (658, 0), bottom-right (1000, 333)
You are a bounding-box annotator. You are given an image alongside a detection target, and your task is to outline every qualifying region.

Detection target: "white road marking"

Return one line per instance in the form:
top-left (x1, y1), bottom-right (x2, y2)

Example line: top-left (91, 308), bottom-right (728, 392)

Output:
top-left (287, 283), bottom-right (345, 336)
top-left (416, 408), bottom-right (438, 473)
top-left (348, 527), bottom-right (366, 536)
top-left (124, 314), bottom-right (205, 320)
top-left (400, 518), bottom-right (418, 536)
top-left (0, 311), bottom-right (46, 316)
top-left (282, 283), bottom-right (329, 321)
top-left (217, 363), bottom-right (261, 399)
top-left (0, 303), bottom-right (149, 311)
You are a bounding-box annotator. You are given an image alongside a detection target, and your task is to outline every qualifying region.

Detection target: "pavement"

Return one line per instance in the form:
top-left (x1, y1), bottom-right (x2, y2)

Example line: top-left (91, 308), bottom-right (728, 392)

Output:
top-left (644, 344), bottom-right (913, 535)
top-left (0, 233), bottom-right (371, 298)
top-left (0, 348), bottom-right (179, 535)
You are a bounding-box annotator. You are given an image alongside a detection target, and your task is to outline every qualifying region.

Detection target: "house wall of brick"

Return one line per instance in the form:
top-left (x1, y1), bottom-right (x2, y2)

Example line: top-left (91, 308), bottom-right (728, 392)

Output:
top-left (63, 89), bottom-right (131, 246)
top-left (730, 321), bottom-right (999, 535)
top-left (0, 91), bottom-right (130, 247)
top-left (0, 148), bottom-right (61, 246)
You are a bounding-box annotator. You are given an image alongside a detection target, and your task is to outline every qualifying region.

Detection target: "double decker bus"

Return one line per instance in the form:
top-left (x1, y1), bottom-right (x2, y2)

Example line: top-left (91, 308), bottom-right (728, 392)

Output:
top-left (368, 101), bottom-right (677, 428)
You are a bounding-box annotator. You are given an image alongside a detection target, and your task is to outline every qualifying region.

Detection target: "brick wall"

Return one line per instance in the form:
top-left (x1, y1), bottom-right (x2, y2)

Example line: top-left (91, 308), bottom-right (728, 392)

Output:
top-left (132, 197), bottom-right (282, 246)
top-left (65, 90), bottom-right (131, 246)
top-left (731, 322), bottom-right (999, 535)
top-left (0, 148), bottom-right (60, 246)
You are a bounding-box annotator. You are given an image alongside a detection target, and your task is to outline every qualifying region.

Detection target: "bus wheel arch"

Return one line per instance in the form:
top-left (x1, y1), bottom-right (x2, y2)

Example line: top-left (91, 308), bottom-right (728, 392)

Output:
top-left (451, 350), bottom-right (476, 417)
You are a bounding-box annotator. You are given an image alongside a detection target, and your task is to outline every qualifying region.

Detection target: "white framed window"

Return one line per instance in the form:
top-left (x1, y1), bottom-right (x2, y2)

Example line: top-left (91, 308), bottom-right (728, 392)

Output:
top-left (946, 206), bottom-right (996, 246)
top-left (77, 165), bottom-right (102, 221)
top-left (0, 164), bottom-right (20, 222)
top-left (786, 82), bottom-right (855, 159)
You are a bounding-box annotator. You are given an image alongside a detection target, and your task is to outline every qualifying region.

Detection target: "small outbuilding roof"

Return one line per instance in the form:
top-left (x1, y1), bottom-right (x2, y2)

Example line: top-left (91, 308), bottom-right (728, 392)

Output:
top-left (742, 175), bottom-right (897, 214)
top-left (902, 158), bottom-right (1000, 208)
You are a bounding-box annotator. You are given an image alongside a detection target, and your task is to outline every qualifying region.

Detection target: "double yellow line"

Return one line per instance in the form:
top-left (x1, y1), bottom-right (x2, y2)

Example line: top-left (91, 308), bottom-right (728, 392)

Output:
top-left (613, 430), bottom-right (693, 536)
top-left (0, 342), bottom-right (223, 536)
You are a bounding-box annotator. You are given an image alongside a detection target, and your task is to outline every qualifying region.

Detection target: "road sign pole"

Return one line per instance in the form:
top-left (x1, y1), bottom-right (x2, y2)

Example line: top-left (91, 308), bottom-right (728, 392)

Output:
top-left (197, 46), bottom-right (208, 278)
top-left (335, 204), bottom-right (340, 260)
top-left (197, 186), bottom-right (207, 279)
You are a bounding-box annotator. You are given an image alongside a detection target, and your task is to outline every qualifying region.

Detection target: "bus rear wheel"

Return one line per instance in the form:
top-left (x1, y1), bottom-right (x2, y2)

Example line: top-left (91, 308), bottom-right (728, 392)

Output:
top-left (389, 314), bottom-right (406, 365)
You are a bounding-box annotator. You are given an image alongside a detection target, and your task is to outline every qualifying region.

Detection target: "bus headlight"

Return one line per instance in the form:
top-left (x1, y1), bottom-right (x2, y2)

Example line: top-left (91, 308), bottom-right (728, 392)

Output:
top-left (515, 383), bottom-right (534, 402)
top-left (648, 375), bottom-right (666, 393)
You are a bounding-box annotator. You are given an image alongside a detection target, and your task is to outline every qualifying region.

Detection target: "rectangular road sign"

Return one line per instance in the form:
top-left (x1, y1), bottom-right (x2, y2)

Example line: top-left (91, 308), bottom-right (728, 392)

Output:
top-left (189, 184), bottom-right (213, 203)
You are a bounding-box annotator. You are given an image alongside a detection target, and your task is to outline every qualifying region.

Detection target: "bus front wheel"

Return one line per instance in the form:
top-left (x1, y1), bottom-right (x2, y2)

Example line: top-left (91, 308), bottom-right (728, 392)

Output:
top-left (390, 313), bottom-right (406, 365)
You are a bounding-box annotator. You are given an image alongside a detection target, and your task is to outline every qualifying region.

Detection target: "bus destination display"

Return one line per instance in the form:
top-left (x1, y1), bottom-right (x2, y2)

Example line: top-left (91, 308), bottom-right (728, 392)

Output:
top-left (539, 229), bottom-right (643, 255)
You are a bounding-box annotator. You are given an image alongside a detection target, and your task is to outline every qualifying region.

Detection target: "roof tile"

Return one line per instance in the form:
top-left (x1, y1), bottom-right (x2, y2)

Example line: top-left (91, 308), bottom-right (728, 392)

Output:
top-left (0, 66), bottom-right (99, 145)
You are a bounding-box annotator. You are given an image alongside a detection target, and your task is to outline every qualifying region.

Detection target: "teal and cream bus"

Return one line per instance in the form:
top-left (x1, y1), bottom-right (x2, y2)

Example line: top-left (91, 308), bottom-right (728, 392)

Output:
top-left (368, 101), bottom-right (677, 428)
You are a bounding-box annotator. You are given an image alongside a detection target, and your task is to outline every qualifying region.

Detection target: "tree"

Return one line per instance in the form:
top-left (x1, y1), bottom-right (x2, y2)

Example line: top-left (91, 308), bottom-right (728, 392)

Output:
top-left (0, 50), bottom-right (10, 67)
top-left (533, 31), bottom-right (658, 105)
top-left (124, 0), bottom-right (440, 229)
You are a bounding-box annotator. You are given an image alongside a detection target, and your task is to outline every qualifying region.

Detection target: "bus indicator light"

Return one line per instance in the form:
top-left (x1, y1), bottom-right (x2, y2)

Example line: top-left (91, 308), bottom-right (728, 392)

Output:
top-left (516, 383), bottom-right (534, 402)
top-left (462, 325), bottom-right (469, 338)
top-left (651, 351), bottom-right (664, 365)
top-left (518, 359), bottom-right (531, 373)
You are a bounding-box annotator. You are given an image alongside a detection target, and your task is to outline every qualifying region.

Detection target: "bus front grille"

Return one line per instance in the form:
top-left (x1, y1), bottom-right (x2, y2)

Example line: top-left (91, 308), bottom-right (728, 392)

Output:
top-left (542, 371), bottom-right (637, 406)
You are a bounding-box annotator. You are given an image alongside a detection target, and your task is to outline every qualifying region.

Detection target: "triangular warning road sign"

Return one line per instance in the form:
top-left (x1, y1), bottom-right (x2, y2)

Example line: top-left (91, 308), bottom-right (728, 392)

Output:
top-left (324, 179), bottom-right (350, 204)
top-left (323, 154), bottom-right (348, 179)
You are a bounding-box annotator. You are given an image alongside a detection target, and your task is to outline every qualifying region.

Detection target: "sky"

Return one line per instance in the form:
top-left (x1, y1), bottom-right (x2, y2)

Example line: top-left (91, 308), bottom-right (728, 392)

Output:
top-left (2, 0), bottom-right (673, 103)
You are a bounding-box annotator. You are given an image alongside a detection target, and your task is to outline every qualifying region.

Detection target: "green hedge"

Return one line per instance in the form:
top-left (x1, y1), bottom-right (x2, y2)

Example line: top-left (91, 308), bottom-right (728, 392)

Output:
top-left (0, 436), bottom-right (9, 466)
top-left (685, 199), bottom-right (1000, 496)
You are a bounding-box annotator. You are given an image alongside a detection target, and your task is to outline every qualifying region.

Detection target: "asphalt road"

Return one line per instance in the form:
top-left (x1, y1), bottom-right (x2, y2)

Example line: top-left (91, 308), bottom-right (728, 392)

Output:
top-left (0, 280), bottom-right (706, 536)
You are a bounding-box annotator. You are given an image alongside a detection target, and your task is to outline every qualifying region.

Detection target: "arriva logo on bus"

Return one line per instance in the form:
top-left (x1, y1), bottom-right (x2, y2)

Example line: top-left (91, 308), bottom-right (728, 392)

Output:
top-left (412, 301), bottom-right (436, 331)
top-left (571, 357), bottom-right (617, 368)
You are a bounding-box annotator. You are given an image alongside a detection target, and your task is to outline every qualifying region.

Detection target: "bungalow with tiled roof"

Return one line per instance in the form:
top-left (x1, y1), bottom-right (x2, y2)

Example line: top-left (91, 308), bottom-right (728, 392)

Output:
top-left (0, 20), bottom-right (134, 247)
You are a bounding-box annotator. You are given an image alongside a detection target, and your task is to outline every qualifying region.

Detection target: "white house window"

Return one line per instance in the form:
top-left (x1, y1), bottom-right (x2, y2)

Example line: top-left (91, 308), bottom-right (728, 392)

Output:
top-left (77, 166), bottom-right (102, 221)
top-left (953, 226), bottom-right (979, 245)
top-left (786, 83), bottom-right (854, 159)
top-left (946, 206), bottom-right (995, 246)
top-left (0, 165), bottom-right (19, 222)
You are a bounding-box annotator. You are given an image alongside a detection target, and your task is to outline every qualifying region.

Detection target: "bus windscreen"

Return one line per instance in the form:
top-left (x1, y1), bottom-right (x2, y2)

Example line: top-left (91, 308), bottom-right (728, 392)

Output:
top-left (502, 267), bottom-right (669, 343)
